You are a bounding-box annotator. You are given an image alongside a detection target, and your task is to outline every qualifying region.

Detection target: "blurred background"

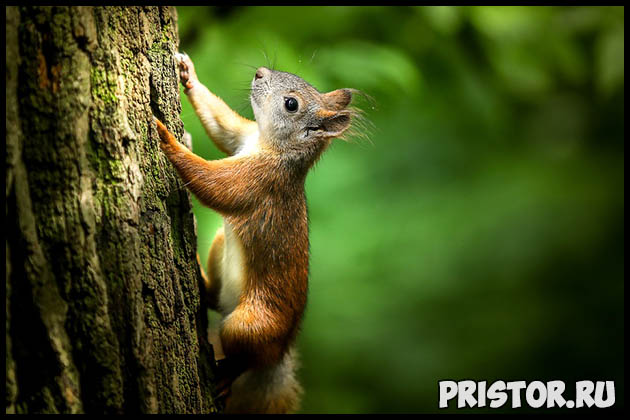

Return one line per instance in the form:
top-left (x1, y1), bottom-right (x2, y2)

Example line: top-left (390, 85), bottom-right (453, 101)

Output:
top-left (176, 6), bottom-right (624, 413)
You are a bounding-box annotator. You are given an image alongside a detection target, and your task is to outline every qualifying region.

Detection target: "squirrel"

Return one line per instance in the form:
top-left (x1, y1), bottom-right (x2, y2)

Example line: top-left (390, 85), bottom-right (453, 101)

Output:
top-left (153, 52), bottom-right (359, 414)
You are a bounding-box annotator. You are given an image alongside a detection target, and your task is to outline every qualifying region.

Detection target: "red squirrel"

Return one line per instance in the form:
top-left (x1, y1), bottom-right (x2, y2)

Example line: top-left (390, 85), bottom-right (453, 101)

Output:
top-left (153, 52), bottom-right (359, 414)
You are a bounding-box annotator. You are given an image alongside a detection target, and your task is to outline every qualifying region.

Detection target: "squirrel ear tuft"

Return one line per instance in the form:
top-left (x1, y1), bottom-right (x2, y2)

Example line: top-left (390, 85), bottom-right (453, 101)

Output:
top-left (322, 89), bottom-right (352, 111)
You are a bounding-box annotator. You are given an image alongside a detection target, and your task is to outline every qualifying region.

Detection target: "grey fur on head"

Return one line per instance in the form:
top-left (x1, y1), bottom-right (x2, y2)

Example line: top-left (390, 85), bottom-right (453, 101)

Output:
top-left (250, 67), bottom-right (355, 151)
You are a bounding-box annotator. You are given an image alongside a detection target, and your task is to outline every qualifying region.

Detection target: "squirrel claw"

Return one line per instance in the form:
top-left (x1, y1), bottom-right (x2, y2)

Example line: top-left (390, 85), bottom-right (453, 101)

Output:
top-left (213, 374), bottom-right (234, 407)
top-left (213, 358), bottom-right (241, 405)
top-left (214, 378), bottom-right (233, 403)
top-left (153, 117), bottom-right (175, 146)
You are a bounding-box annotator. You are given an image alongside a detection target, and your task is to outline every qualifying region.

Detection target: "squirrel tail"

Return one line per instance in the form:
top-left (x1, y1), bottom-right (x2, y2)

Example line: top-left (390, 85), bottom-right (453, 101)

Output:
top-left (224, 347), bottom-right (303, 414)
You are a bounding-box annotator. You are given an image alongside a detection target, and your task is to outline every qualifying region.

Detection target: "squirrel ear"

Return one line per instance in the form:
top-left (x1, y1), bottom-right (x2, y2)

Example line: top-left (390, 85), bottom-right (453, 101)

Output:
top-left (322, 89), bottom-right (352, 111)
top-left (319, 111), bottom-right (352, 138)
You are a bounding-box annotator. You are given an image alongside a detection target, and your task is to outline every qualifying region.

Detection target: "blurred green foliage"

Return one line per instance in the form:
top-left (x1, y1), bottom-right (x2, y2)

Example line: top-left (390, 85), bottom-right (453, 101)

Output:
top-left (176, 6), bottom-right (624, 413)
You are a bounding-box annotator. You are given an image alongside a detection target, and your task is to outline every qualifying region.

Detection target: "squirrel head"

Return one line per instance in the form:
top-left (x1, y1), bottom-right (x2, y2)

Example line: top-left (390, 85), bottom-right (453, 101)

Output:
top-left (250, 66), bottom-right (355, 167)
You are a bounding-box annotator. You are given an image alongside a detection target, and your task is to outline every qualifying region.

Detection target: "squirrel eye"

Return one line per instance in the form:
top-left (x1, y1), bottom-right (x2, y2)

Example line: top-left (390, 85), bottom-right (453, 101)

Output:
top-left (284, 97), bottom-right (298, 112)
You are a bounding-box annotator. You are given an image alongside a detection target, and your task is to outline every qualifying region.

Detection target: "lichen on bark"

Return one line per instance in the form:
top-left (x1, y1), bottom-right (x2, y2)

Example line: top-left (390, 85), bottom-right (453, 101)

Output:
top-left (6, 6), bottom-right (217, 414)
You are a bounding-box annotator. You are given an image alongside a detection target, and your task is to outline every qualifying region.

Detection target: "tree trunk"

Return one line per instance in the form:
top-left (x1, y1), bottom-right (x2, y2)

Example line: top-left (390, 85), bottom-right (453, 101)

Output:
top-left (6, 6), bottom-right (218, 414)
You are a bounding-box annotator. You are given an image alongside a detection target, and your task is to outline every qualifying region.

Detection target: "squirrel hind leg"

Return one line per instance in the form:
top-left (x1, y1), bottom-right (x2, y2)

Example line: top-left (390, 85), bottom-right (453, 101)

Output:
top-left (224, 347), bottom-right (303, 414)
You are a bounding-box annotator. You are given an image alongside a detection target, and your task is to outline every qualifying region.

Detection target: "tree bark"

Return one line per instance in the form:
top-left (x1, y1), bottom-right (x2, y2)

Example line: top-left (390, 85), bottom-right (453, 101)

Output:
top-left (6, 6), bottom-right (218, 414)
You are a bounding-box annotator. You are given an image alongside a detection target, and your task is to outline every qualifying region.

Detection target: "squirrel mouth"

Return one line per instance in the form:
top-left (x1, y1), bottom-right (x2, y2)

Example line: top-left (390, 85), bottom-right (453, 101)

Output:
top-left (250, 84), bottom-right (268, 108)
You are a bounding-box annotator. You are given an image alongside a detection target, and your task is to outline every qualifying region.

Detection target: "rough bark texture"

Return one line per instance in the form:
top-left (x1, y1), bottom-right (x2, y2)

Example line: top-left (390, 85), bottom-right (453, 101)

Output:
top-left (6, 6), bottom-right (218, 414)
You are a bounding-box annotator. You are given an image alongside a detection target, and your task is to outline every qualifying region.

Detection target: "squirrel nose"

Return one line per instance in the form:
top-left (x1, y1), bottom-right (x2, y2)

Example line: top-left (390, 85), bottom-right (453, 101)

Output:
top-left (255, 67), bottom-right (270, 80)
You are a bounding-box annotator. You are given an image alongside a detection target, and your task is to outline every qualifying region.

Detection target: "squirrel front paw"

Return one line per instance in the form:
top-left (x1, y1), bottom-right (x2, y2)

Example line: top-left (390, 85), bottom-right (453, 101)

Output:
top-left (153, 117), bottom-right (176, 150)
top-left (174, 52), bottom-right (197, 91)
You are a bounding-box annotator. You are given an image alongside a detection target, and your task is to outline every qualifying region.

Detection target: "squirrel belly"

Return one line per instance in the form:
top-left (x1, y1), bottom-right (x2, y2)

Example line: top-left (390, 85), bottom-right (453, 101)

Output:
top-left (217, 221), bottom-right (246, 316)
top-left (214, 131), bottom-right (262, 317)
